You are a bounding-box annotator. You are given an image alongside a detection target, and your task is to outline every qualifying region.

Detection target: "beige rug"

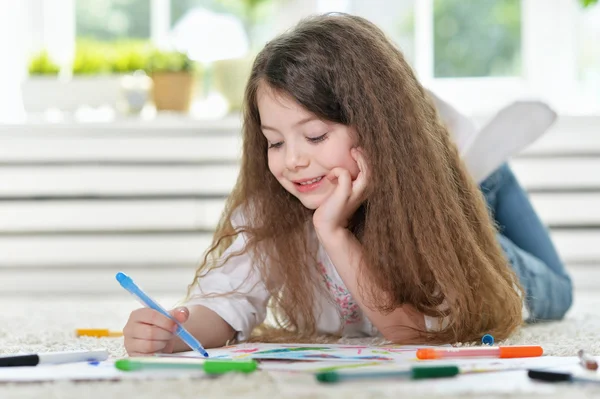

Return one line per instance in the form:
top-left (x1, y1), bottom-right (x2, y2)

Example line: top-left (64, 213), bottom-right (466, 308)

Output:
top-left (2, 293), bottom-right (600, 398)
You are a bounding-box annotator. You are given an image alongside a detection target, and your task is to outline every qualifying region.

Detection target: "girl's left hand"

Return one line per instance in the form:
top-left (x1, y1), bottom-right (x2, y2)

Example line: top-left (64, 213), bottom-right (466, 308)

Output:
top-left (313, 147), bottom-right (369, 235)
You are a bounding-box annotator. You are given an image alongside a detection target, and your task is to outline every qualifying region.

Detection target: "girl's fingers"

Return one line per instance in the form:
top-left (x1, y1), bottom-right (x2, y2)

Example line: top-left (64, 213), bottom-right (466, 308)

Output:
top-left (350, 148), bottom-right (369, 202)
top-left (170, 307), bottom-right (190, 323)
top-left (128, 308), bottom-right (176, 333)
top-left (130, 323), bottom-right (174, 341)
top-left (327, 167), bottom-right (352, 201)
top-left (356, 148), bottom-right (369, 182)
top-left (127, 352), bottom-right (145, 358)
top-left (125, 337), bottom-right (168, 355)
top-left (162, 339), bottom-right (176, 354)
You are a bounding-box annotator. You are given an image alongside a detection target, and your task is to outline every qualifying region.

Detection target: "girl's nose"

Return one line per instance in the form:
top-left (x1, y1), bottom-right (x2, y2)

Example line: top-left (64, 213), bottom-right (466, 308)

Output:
top-left (285, 145), bottom-right (309, 170)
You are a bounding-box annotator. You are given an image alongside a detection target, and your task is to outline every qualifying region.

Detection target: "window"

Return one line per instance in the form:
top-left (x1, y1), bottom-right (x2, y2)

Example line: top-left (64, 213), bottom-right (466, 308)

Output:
top-left (578, 5), bottom-right (600, 105)
top-left (76, 0), bottom-right (151, 40)
top-left (433, 0), bottom-right (521, 78)
top-left (348, 0), bottom-right (416, 65)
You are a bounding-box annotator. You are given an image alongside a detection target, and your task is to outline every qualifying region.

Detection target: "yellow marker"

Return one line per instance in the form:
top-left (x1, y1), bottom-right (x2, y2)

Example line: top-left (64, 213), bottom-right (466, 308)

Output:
top-left (76, 329), bottom-right (123, 338)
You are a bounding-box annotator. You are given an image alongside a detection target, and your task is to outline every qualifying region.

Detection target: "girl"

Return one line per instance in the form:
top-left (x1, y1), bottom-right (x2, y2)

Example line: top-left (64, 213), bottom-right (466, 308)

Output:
top-left (123, 13), bottom-right (572, 356)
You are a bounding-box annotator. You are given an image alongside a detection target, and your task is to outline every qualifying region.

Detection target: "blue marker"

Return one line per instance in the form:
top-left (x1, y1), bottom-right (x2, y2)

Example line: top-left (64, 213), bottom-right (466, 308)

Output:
top-left (116, 272), bottom-right (209, 358)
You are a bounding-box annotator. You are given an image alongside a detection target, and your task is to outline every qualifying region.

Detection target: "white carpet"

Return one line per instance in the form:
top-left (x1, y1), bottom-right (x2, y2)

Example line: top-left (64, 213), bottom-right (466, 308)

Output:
top-left (2, 293), bottom-right (600, 398)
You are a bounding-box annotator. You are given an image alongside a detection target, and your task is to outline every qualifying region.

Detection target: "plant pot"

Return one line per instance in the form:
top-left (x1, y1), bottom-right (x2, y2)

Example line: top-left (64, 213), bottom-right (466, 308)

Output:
top-left (21, 75), bottom-right (122, 113)
top-left (151, 72), bottom-right (196, 112)
top-left (212, 56), bottom-right (254, 113)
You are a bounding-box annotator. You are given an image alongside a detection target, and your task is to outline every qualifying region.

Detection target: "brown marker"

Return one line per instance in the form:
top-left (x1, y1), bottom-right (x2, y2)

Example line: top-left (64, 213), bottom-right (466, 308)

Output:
top-left (578, 350), bottom-right (598, 371)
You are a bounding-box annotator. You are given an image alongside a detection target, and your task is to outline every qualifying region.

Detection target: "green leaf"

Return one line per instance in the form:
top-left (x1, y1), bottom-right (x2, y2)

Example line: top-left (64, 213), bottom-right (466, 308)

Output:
top-left (28, 50), bottom-right (60, 75)
top-left (145, 49), bottom-right (197, 73)
top-left (580, 0), bottom-right (598, 7)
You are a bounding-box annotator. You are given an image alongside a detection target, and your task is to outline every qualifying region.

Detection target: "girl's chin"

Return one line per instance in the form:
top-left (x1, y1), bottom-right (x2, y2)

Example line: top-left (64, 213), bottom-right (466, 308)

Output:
top-left (299, 199), bottom-right (320, 210)
top-left (295, 194), bottom-right (326, 210)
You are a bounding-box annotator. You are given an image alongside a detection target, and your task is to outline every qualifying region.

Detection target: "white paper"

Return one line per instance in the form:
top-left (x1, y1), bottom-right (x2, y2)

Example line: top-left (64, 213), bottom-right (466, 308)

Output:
top-left (0, 360), bottom-right (206, 383)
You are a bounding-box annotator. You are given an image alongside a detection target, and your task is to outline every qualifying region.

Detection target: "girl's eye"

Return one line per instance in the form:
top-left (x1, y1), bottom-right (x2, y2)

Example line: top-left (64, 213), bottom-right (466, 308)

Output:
top-left (308, 133), bottom-right (328, 143)
top-left (268, 142), bottom-right (283, 149)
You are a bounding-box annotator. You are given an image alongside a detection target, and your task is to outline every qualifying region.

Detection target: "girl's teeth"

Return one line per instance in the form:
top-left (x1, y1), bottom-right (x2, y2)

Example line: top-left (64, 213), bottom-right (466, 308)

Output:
top-left (299, 176), bottom-right (322, 185)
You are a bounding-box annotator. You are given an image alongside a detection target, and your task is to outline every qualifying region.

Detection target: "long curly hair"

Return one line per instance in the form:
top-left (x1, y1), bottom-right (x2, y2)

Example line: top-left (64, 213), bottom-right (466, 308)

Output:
top-left (186, 13), bottom-right (523, 344)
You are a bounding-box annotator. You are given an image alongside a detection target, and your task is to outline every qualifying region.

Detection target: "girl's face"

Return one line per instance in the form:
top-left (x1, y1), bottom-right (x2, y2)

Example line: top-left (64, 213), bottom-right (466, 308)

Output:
top-left (257, 84), bottom-right (360, 210)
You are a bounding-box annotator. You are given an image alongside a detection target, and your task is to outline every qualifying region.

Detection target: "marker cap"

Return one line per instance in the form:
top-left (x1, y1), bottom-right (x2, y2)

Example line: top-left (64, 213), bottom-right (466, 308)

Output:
top-left (411, 365), bottom-right (460, 379)
top-left (203, 359), bottom-right (257, 375)
top-left (528, 369), bottom-right (572, 382)
top-left (415, 348), bottom-right (440, 360)
top-left (481, 334), bottom-right (494, 345)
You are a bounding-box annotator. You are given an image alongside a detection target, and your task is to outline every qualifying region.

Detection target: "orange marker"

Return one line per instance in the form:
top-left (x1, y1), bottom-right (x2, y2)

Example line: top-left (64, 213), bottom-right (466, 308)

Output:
top-left (76, 329), bottom-right (123, 338)
top-left (417, 345), bottom-right (543, 360)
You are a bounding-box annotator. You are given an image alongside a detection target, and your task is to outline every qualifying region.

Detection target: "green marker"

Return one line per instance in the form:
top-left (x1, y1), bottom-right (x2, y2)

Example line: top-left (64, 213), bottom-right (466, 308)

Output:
top-left (115, 358), bottom-right (257, 375)
top-left (316, 364), bottom-right (459, 383)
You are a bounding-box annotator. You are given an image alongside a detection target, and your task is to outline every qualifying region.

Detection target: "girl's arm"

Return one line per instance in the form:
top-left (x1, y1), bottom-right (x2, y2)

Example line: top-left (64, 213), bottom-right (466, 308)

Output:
top-left (314, 149), bottom-right (428, 342)
top-left (181, 228), bottom-right (272, 348)
top-left (171, 305), bottom-right (236, 352)
top-left (317, 227), bottom-right (426, 343)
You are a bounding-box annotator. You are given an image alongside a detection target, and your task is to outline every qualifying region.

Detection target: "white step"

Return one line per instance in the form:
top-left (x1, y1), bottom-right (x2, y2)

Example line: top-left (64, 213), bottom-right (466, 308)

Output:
top-left (529, 193), bottom-right (600, 226)
top-left (0, 199), bottom-right (226, 231)
top-left (2, 264), bottom-right (596, 296)
top-left (1, 115), bottom-right (597, 160)
top-left (510, 158), bottom-right (600, 190)
top-left (0, 136), bottom-right (242, 162)
top-left (0, 252), bottom-right (597, 296)
top-left (0, 230), bottom-right (595, 268)
top-left (0, 195), bottom-right (596, 232)
top-left (0, 165), bottom-right (239, 196)
top-left (0, 267), bottom-right (194, 296)
top-left (565, 264), bottom-right (600, 292)
top-left (549, 230), bottom-right (600, 264)
top-left (0, 234), bottom-right (213, 267)
top-left (521, 115), bottom-right (600, 156)
top-left (0, 158), bottom-right (599, 197)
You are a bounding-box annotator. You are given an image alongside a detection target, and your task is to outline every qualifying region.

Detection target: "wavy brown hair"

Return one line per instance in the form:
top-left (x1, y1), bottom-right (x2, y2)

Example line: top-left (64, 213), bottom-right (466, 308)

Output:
top-left (187, 13), bottom-right (523, 344)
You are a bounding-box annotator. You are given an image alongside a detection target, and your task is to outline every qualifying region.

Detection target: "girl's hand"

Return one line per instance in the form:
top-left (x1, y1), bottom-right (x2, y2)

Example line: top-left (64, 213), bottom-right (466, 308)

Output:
top-left (313, 148), bottom-right (369, 235)
top-left (123, 307), bottom-right (189, 357)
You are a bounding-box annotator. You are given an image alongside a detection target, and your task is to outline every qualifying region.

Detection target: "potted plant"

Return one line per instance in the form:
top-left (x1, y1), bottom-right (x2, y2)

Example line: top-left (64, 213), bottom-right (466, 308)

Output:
top-left (22, 40), bottom-right (150, 114)
top-left (22, 51), bottom-right (62, 113)
top-left (63, 39), bottom-right (120, 111)
top-left (146, 49), bottom-right (198, 112)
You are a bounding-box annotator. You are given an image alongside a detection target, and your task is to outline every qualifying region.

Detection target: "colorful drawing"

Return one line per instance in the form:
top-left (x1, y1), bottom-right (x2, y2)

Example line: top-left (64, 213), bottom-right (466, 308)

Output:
top-left (232, 348), bottom-right (259, 354)
top-left (254, 347), bottom-right (331, 355)
top-left (251, 352), bottom-right (394, 362)
top-left (205, 343), bottom-right (428, 363)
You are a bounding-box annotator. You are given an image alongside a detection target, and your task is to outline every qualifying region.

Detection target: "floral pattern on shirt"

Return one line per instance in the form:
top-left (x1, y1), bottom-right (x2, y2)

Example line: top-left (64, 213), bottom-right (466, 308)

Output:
top-left (318, 262), bottom-right (361, 324)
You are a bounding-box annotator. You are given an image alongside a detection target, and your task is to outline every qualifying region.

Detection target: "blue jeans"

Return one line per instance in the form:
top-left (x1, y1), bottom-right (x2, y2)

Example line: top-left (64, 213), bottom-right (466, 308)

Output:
top-left (480, 164), bottom-right (573, 321)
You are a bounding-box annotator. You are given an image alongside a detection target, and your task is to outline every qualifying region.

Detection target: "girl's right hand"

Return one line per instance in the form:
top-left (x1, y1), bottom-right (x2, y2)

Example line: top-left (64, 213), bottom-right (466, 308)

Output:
top-left (123, 306), bottom-right (190, 357)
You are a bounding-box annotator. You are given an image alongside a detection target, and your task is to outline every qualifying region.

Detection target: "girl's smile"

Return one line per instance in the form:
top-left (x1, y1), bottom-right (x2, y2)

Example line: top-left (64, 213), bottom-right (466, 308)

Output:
top-left (293, 176), bottom-right (325, 193)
